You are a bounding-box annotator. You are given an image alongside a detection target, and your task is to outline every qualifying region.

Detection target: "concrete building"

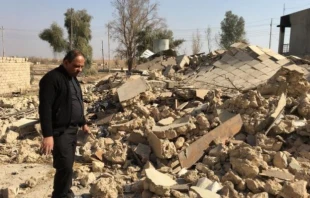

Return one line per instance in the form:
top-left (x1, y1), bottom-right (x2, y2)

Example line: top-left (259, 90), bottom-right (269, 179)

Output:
top-left (278, 8), bottom-right (310, 56)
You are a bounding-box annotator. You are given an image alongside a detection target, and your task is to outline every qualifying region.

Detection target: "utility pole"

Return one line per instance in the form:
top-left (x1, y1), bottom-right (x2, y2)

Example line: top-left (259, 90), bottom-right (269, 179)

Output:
top-left (1, 26), bottom-right (4, 57)
top-left (101, 40), bottom-right (105, 70)
top-left (283, 4), bottom-right (286, 15)
top-left (70, 8), bottom-right (73, 50)
top-left (107, 23), bottom-right (111, 73)
top-left (269, 18), bottom-right (273, 49)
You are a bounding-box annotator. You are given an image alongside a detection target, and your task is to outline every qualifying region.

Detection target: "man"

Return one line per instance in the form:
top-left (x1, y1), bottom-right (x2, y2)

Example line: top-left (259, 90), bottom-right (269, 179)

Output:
top-left (39, 50), bottom-right (90, 198)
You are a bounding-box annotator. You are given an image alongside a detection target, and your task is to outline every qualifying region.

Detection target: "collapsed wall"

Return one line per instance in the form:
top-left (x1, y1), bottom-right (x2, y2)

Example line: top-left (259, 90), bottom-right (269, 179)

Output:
top-left (0, 57), bottom-right (30, 95)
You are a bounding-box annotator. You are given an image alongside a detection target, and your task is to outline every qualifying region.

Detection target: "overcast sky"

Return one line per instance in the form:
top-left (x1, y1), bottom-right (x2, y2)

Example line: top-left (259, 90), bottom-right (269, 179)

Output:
top-left (0, 0), bottom-right (309, 59)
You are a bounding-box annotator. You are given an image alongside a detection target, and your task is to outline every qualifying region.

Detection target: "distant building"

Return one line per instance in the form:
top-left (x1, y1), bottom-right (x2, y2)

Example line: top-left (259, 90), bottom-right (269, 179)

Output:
top-left (278, 8), bottom-right (310, 56)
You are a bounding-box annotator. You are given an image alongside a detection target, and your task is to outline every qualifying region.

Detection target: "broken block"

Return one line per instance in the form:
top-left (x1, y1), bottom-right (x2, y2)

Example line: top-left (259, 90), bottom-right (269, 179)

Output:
top-left (279, 180), bottom-right (308, 198)
top-left (144, 168), bottom-right (177, 196)
top-left (92, 161), bottom-right (105, 172)
top-left (176, 55), bottom-right (190, 69)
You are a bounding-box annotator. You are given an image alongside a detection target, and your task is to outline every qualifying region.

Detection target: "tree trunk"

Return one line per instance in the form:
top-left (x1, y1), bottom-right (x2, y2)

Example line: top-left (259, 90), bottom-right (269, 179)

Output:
top-left (127, 58), bottom-right (133, 71)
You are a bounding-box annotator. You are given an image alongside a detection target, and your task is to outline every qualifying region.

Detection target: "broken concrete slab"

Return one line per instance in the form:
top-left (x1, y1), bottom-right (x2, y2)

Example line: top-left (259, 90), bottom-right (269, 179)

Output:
top-left (190, 186), bottom-right (221, 198)
top-left (144, 168), bottom-right (177, 196)
top-left (11, 118), bottom-right (39, 133)
top-left (176, 55), bottom-right (190, 69)
top-left (127, 130), bottom-right (148, 145)
top-left (148, 80), bottom-right (167, 89)
top-left (248, 45), bottom-right (265, 56)
top-left (152, 116), bottom-right (193, 139)
top-left (152, 116), bottom-right (190, 132)
top-left (117, 77), bottom-right (149, 102)
top-left (265, 93), bottom-right (286, 135)
top-left (147, 132), bottom-right (177, 159)
top-left (196, 177), bottom-right (213, 189)
top-left (271, 93), bottom-right (286, 119)
top-left (178, 114), bottom-right (243, 168)
top-left (260, 169), bottom-right (294, 181)
top-left (216, 109), bottom-right (236, 123)
top-left (196, 89), bottom-right (209, 100)
top-left (158, 117), bottom-right (174, 126)
top-left (96, 113), bottom-right (115, 125)
top-left (177, 102), bottom-right (189, 110)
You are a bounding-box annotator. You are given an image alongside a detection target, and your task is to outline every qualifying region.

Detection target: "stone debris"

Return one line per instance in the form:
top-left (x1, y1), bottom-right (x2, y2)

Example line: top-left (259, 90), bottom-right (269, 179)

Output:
top-left (90, 177), bottom-right (119, 198)
top-left (273, 151), bottom-right (288, 169)
top-left (3, 130), bottom-right (19, 143)
top-left (144, 168), bottom-right (177, 196)
top-left (279, 180), bottom-right (308, 198)
top-left (190, 186), bottom-right (221, 198)
top-left (92, 160), bottom-right (105, 172)
top-left (80, 172), bottom-right (96, 187)
top-left (25, 176), bottom-right (38, 188)
top-left (1, 43), bottom-right (310, 197)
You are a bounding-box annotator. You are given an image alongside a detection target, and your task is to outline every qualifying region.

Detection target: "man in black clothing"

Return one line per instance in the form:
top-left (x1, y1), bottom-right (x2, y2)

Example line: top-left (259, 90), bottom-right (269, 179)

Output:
top-left (39, 50), bottom-right (90, 198)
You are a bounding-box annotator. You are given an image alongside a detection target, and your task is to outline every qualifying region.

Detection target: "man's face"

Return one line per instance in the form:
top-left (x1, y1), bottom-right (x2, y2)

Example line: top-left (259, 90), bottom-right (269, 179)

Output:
top-left (63, 55), bottom-right (85, 77)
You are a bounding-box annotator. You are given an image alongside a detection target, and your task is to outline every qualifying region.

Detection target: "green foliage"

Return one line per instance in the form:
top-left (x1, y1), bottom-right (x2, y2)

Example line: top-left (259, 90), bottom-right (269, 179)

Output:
top-left (64, 9), bottom-right (93, 68)
top-left (220, 11), bottom-right (246, 49)
top-left (39, 23), bottom-right (66, 53)
top-left (39, 8), bottom-right (93, 68)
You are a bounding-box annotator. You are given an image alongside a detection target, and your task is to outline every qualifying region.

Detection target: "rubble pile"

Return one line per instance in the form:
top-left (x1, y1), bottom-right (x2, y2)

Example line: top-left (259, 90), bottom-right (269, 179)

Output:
top-left (1, 43), bottom-right (310, 197)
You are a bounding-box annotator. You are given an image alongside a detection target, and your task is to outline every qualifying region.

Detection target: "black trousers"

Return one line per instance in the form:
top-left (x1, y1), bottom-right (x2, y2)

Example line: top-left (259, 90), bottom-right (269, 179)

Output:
top-left (52, 126), bottom-right (78, 198)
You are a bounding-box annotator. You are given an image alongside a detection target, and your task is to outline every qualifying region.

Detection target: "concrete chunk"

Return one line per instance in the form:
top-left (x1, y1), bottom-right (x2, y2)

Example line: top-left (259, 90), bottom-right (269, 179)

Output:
top-left (117, 77), bottom-right (149, 102)
top-left (190, 186), bottom-right (221, 198)
top-left (152, 116), bottom-right (191, 133)
top-left (3, 130), bottom-right (19, 143)
top-left (147, 132), bottom-right (176, 159)
top-left (279, 180), bottom-right (308, 198)
top-left (176, 55), bottom-right (190, 69)
top-left (158, 117), bottom-right (174, 126)
top-left (273, 151), bottom-right (288, 169)
top-left (145, 168), bottom-right (177, 196)
top-left (196, 89), bottom-right (209, 100)
top-left (260, 169), bottom-right (294, 181)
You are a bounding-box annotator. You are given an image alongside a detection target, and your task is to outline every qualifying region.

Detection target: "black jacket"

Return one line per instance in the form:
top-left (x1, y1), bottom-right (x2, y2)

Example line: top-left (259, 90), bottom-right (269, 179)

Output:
top-left (39, 65), bottom-right (85, 137)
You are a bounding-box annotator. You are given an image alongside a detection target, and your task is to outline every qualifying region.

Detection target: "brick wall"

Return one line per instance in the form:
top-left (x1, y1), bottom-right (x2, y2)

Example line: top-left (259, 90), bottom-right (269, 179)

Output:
top-left (0, 57), bottom-right (31, 95)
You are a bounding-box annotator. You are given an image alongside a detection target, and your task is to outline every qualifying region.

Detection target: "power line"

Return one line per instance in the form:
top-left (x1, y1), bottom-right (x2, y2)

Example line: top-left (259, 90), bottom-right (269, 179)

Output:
top-left (1, 26), bottom-right (4, 57)
top-left (269, 18), bottom-right (273, 49)
top-left (286, 3), bottom-right (310, 10)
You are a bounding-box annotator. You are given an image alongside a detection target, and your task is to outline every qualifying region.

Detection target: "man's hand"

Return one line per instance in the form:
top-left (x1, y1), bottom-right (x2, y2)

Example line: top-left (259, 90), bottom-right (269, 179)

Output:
top-left (82, 124), bottom-right (91, 134)
top-left (41, 136), bottom-right (54, 155)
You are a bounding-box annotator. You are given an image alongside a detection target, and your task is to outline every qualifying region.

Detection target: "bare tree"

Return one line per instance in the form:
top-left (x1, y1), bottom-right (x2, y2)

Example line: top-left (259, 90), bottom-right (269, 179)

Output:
top-left (214, 32), bottom-right (223, 49)
top-left (109, 0), bottom-right (165, 71)
top-left (192, 29), bottom-right (203, 54)
top-left (205, 26), bottom-right (212, 53)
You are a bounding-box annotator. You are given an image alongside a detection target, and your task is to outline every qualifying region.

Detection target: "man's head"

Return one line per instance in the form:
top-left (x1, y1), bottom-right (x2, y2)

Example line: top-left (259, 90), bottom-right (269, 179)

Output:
top-left (63, 50), bottom-right (85, 77)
